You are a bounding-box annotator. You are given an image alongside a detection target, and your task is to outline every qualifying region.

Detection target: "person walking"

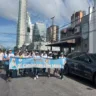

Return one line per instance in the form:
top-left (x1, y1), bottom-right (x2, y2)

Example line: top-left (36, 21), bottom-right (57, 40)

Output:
top-left (59, 52), bottom-right (67, 80)
top-left (3, 51), bottom-right (10, 81)
top-left (41, 52), bottom-right (47, 74)
top-left (0, 49), bottom-right (4, 73)
top-left (7, 49), bottom-right (14, 81)
top-left (33, 52), bottom-right (40, 80)
top-left (47, 53), bottom-right (52, 77)
top-left (4, 49), bottom-right (14, 81)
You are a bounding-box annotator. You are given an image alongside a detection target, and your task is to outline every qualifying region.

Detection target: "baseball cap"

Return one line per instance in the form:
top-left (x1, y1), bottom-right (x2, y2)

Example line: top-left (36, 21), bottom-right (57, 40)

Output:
top-left (9, 49), bottom-right (12, 51)
top-left (60, 52), bottom-right (64, 55)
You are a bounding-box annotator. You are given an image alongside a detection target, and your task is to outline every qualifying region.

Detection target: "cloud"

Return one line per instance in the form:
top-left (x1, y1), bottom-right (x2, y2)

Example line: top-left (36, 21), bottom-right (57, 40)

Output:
top-left (0, 0), bottom-right (90, 24)
top-left (0, 0), bottom-right (18, 21)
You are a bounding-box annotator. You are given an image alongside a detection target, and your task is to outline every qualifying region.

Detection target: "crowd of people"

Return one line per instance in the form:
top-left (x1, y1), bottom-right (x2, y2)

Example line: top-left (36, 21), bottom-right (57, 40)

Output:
top-left (0, 49), bottom-right (67, 82)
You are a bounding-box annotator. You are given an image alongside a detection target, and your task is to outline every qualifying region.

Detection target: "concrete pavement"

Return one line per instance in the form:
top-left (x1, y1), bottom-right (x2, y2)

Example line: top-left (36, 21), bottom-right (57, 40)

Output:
top-left (0, 70), bottom-right (96, 96)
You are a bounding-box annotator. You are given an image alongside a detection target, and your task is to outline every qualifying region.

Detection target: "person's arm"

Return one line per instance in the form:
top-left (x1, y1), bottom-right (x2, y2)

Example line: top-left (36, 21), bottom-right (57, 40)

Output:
top-left (64, 57), bottom-right (67, 65)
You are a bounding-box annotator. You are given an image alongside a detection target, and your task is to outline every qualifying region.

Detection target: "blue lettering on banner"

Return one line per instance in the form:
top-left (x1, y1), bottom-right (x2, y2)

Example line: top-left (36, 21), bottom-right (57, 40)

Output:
top-left (9, 57), bottom-right (66, 70)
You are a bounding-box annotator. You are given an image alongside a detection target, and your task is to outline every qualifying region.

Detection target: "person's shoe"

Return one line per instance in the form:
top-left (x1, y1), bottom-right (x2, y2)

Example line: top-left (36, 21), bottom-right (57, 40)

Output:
top-left (6, 78), bottom-right (9, 82)
top-left (61, 78), bottom-right (64, 80)
top-left (8, 77), bottom-right (12, 82)
top-left (36, 75), bottom-right (39, 79)
top-left (48, 75), bottom-right (50, 78)
top-left (34, 77), bottom-right (36, 80)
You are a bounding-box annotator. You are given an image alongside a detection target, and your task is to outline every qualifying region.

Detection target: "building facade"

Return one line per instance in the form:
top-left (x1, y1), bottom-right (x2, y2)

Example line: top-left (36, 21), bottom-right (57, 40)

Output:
top-left (89, 0), bottom-right (96, 53)
top-left (33, 22), bottom-right (46, 42)
top-left (81, 15), bottom-right (89, 52)
top-left (71, 11), bottom-right (85, 28)
top-left (16, 0), bottom-right (27, 48)
top-left (58, 10), bottom-right (88, 53)
top-left (25, 12), bottom-right (34, 46)
top-left (46, 25), bottom-right (59, 42)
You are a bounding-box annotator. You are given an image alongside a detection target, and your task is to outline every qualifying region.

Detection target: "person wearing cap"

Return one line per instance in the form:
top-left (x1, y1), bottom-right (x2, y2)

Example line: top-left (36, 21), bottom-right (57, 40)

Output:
top-left (3, 50), bottom-right (10, 81)
top-left (33, 52), bottom-right (40, 80)
top-left (59, 52), bottom-right (67, 80)
top-left (8, 49), bottom-right (14, 58)
top-left (3, 49), bottom-right (14, 81)
top-left (47, 53), bottom-right (52, 77)
top-left (6, 49), bottom-right (14, 81)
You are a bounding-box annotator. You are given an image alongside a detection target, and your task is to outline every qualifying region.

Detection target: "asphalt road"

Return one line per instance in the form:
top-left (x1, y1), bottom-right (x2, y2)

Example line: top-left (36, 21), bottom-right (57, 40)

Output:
top-left (0, 70), bottom-right (96, 96)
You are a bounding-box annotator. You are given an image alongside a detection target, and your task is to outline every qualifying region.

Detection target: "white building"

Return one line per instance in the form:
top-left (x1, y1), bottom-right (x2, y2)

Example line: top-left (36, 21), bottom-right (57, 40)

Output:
top-left (32, 22), bottom-right (48, 50)
top-left (16, 0), bottom-right (27, 48)
top-left (33, 42), bottom-right (50, 51)
top-left (89, 0), bottom-right (96, 53)
top-left (25, 12), bottom-right (34, 46)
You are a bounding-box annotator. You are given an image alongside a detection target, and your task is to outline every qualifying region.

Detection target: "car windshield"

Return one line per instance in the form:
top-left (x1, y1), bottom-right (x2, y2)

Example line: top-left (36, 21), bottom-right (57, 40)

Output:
top-left (67, 52), bottom-right (82, 59)
top-left (89, 54), bottom-right (96, 61)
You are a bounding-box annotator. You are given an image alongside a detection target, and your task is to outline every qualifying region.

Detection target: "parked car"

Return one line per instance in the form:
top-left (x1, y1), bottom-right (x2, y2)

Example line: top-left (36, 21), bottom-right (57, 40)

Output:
top-left (64, 52), bottom-right (96, 85)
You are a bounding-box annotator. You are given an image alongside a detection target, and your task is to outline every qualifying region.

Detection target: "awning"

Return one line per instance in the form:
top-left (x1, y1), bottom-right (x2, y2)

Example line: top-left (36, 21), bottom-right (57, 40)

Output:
top-left (60, 34), bottom-right (81, 41)
top-left (46, 41), bottom-right (76, 47)
top-left (46, 34), bottom-right (81, 47)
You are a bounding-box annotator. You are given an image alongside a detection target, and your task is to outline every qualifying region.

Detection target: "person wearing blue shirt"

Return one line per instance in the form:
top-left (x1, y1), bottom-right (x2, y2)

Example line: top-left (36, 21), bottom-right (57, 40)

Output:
top-left (3, 51), bottom-right (10, 81)
top-left (4, 50), bottom-right (14, 81)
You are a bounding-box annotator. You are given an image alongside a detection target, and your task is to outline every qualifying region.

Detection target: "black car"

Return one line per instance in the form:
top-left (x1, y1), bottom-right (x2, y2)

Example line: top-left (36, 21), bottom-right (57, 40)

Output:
top-left (64, 52), bottom-right (96, 85)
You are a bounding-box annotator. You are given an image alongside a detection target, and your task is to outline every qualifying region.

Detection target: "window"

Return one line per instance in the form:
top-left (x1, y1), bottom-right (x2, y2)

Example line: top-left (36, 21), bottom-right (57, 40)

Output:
top-left (73, 56), bottom-right (80, 60)
top-left (82, 23), bottom-right (89, 39)
top-left (89, 54), bottom-right (96, 61)
top-left (67, 52), bottom-right (82, 59)
top-left (79, 54), bottom-right (92, 63)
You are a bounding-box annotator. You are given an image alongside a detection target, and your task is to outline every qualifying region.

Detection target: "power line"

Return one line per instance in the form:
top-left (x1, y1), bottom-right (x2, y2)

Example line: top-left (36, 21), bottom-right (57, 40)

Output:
top-left (0, 7), bottom-right (96, 44)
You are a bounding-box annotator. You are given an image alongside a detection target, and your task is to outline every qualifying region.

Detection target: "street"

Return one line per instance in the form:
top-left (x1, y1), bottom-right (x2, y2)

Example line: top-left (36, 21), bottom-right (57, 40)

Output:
top-left (0, 70), bottom-right (96, 96)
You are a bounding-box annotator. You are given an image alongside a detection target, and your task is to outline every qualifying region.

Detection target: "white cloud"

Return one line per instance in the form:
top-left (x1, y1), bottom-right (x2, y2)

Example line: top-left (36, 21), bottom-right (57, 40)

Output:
top-left (0, 0), bottom-right (18, 21)
top-left (0, 0), bottom-right (90, 24)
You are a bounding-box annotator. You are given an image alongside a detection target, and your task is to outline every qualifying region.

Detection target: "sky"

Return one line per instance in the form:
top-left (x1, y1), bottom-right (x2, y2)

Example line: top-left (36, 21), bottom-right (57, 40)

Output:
top-left (0, 0), bottom-right (93, 48)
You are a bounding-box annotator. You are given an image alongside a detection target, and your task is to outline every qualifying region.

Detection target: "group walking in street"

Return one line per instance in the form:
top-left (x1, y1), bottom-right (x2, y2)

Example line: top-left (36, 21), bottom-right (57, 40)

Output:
top-left (0, 49), bottom-right (67, 81)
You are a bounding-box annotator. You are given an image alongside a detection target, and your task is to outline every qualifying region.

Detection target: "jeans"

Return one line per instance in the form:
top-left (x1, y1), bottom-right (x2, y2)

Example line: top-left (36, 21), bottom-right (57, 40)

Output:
top-left (5, 65), bottom-right (12, 77)
top-left (48, 68), bottom-right (50, 76)
top-left (33, 68), bottom-right (39, 76)
top-left (42, 68), bottom-right (46, 73)
top-left (60, 69), bottom-right (64, 79)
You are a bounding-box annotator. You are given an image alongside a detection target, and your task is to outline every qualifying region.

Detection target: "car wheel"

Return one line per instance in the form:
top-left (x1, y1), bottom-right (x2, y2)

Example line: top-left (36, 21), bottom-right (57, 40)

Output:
top-left (64, 64), bottom-right (69, 75)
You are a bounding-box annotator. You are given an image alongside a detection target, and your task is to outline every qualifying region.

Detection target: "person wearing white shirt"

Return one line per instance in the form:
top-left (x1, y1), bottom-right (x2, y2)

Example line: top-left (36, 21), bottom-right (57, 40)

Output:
top-left (59, 52), bottom-right (67, 80)
top-left (33, 52), bottom-right (41, 80)
top-left (8, 49), bottom-right (14, 59)
top-left (41, 52), bottom-right (48, 74)
top-left (0, 49), bottom-right (4, 73)
top-left (6, 49), bottom-right (14, 81)
top-left (47, 53), bottom-right (52, 77)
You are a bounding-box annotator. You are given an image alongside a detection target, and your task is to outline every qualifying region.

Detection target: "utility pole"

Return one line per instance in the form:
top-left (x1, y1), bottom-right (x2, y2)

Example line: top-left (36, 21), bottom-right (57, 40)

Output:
top-left (50, 16), bottom-right (55, 51)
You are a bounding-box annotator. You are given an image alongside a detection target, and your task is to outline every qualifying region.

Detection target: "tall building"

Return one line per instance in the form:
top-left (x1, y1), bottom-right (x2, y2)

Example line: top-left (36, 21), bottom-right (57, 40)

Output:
top-left (89, 0), bottom-right (96, 53)
top-left (25, 12), bottom-right (34, 46)
top-left (71, 11), bottom-right (85, 28)
top-left (46, 25), bottom-right (59, 42)
top-left (16, 0), bottom-right (27, 48)
top-left (33, 22), bottom-right (46, 42)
